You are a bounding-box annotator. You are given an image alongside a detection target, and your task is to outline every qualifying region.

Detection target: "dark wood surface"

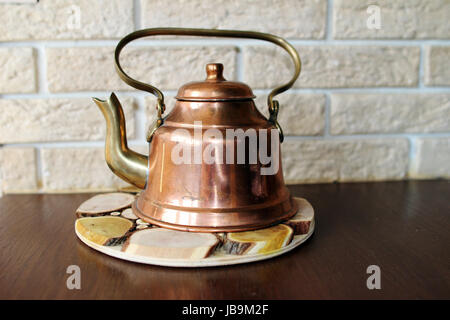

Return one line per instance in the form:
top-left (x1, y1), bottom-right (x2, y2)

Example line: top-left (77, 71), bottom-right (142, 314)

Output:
top-left (0, 180), bottom-right (449, 299)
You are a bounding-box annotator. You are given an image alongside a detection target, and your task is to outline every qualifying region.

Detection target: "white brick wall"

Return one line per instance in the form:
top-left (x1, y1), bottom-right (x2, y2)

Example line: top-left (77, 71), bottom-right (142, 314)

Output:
top-left (0, 0), bottom-right (449, 194)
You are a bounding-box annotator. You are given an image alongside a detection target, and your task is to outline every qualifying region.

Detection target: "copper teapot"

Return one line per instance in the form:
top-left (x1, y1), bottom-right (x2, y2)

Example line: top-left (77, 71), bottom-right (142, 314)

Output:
top-left (94, 28), bottom-right (301, 232)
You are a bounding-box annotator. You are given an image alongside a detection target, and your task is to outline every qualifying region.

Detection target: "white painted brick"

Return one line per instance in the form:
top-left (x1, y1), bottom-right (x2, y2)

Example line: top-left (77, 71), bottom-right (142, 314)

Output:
top-left (410, 137), bottom-right (450, 179)
top-left (0, 48), bottom-right (36, 94)
top-left (0, 97), bottom-right (136, 143)
top-left (425, 46), bottom-right (450, 86)
top-left (409, 137), bottom-right (450, 179)
top-left (331, 93), bottom-right (450, 134)
top-left (0, 0), bottom-right (134, 40)
top-left (333, 0), bottom-right (450, 39)
top-left (41, 147), bottom-right (130, 192)
top-left (244, 46), bottom-right (420, 88)
top-left (46, 46), bottom-right (237, 92)
top-left (282, 139), bottom-right (409, 183)
top-left (0, 148), bottom-right (38, 193)
top-left (141, 0), bottom-right (327, 39)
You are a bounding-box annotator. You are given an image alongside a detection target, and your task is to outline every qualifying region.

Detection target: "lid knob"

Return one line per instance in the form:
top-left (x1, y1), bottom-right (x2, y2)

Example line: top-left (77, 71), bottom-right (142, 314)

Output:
top-left (206, 63), bottom-right (226, 81)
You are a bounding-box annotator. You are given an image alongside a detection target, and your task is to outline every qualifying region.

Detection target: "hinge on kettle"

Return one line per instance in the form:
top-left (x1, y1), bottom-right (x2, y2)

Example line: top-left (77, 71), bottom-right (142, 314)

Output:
top-left (146, 100), bottom-right (165, 142)
top-left (268, 100), bottom-right (284, 143)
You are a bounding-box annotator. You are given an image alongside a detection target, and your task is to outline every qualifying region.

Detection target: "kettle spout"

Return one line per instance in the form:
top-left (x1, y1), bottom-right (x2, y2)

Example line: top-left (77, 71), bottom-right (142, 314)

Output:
top-left (93, 93), bottom-right (148, 189)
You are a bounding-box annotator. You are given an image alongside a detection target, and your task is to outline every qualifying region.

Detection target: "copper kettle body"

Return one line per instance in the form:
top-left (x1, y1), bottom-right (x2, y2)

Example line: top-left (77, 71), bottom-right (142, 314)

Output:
top-left (94, 28), bottom-right (301, 232)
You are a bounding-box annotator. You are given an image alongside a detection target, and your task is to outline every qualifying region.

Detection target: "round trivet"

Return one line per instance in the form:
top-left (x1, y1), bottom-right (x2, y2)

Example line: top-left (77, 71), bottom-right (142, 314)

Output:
top-left (75, 193), bottom-right (315, 267)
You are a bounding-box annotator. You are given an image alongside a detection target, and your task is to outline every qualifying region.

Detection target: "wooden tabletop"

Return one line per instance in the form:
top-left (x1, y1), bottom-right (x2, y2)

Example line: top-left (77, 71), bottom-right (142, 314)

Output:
top-left (0, 180), bottom-right (449, 299)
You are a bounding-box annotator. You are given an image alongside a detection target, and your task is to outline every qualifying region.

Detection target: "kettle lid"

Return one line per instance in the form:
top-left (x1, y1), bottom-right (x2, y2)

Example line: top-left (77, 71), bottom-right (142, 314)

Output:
top-left (175, 63), bottom-right (255, 101)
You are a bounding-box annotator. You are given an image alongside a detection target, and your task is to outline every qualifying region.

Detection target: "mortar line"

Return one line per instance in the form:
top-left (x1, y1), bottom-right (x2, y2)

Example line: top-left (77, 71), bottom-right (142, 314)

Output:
top-left (2, 87), bottom-right (450, 100)
top-left (418, 44), bottom-right (426, 89)
top-left (323, 93), bottom-right (331, 137)
top-left (2, 140), bottom-right (149, 149)
top-left (411, 42), bottom-right (424, 169)
top-left (1, 39), bottom-right (450, 47)
top-left (326, 0), bottom-right (333, 41)
top-left (407, 136), bottom-right (418, 178)
top-left (236, 46), bottom-right (244, 82)
top-left (3, 131), bottom-right (450, 149)
top-left (33, 43), bottom-right (47, 192)
top-left (255, 87), bottom-right (450, 94)
top-left (34, 147), bottom-right (43, 191)
top-left (34, 44), bottom-right (48, 94)
top-left (283, 132), bottom-right (450, 141)
top-left (133, 0), bottom-right (141, 30)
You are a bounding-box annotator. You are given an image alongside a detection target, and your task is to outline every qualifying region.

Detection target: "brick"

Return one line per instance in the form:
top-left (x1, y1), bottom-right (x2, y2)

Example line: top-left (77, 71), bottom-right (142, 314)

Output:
top-left (0, 148), bottom-right (38, 193)
top-left (141, 0), bottom-right (327, 39)
top-left (46, 46), bottom-right (237, 92)
top-left (0, 48), bottom-right (36, 94)
top-left (0, 0), bottom-right (134, 40)
top-left (244, 46), bottom-right (420, 88)
top-left (333, 0), bottom-right (450, 39)
top-left (0, 97), bottom-right (136, 143)
top-left (331, 93), bottom-right (450, 134)
top-left (410, 137), bottom-right (450, 179)
top-left (41, 147), bottom-right (131, 192)
top-left (425, 46), bottom-right (450, 86)
top-left (282, 139), bottom-right (409, 183)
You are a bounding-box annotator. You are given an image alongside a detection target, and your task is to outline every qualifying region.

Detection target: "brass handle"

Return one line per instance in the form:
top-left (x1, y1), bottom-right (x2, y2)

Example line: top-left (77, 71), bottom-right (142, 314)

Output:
top-left (114, 28), bottom-right (302, 142)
